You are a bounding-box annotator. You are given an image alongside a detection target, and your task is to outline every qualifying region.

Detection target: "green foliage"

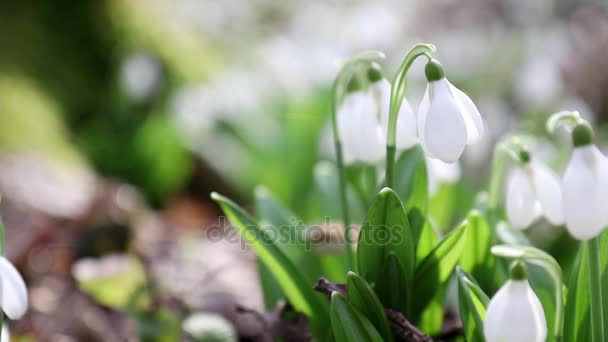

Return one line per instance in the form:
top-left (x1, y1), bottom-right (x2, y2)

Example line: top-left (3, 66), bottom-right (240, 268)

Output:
top-left (457, 268), bottom-right (490, 342)
top-left (211, 192), bottom-right (330, 337)
top-left (412, 221), bottom-right (467, 322)
top-left (346, 272), bottom-right (394, 342)
top-left (357, 188), bottom-right (414, 315)
top-left (330, 292), bottom-right (384, 342)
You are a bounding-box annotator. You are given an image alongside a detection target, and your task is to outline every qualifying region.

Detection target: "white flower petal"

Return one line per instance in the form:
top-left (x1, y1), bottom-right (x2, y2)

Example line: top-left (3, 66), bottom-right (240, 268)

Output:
top-left (506, 167), bottom-right (539, 230)
top-left (375, 80), bottom-right (417, 151)
top-left (417, 84), bottom-right (433, 157)
top-left (484, 280), bottom-right (547, 342)
top-left (0, 257), bottom-right (28, 319)
top-left (562, 146), bottom-right (608, 240)
top-left (423, 79), bottom-right (468, 163)
top-left (530, 161), bottom-right (564, 225)
top-left (448, 80), bottom-right (484, 144)
top-left (337, 92), bottom-right (384, 164)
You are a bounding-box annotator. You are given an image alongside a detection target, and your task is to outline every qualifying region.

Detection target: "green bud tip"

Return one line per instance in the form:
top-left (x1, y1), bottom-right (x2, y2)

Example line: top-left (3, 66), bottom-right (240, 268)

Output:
top-left (509, 260), bottom-right (528, 280)
top-left (519, 149), bottom-right (530, 164)
top-left (425, 59), bottom-right (445, 82)
top-left (572, 122), bottom-right (593, 147)
top-left (367, 64), bottom-right (383, 83)
top-left (346, 76), bottom-right (364, 93)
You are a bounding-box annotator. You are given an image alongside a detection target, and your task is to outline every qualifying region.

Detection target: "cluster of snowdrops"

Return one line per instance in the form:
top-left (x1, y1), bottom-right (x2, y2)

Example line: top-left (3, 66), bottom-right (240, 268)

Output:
top-left (213, 43), bottom-right (608, 342)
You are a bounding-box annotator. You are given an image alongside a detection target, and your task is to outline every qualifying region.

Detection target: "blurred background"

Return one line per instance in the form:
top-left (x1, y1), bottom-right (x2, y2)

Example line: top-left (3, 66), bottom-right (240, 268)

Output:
top-left (1, 0), bottom-right (608, 340)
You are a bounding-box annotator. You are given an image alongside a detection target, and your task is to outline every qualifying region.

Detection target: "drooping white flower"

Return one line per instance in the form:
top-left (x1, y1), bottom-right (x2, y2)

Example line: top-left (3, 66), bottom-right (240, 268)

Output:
top-left (0, 256), bottom-right (28, 320)
top-left (372, 79), bottom-right (418, 151)
top-left (561, 124), bottom-right (608, 240)
top-left (418, 59), bottom-right (483, 163)
top-left (484, 261), bottom-right (547, 342)
top-left (505, 156), bottom-right (564, 230)
top-left (337, 89), bottom-right (385, 164)
top-left (337, 67), bottom-right (419, 165)
top-left (426, 157), bottom-right (461, 195)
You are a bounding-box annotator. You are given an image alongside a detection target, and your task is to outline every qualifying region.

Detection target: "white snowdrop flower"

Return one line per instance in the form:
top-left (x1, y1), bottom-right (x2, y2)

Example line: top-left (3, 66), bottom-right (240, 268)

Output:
top-left (505, 151), bottom-right (564, 230)
top-left (484, 261), bottom-right (547, 342)
top-left (0, 256), bottom-right (28, 320)
top-left (425, 157), bottom-right (461, 195)
top-left (337, 77), bottom-right (385, 165)
top-left (371, 77), bottom-right (417, 151)
top-left (561, 123), bottom-right (608, 240)
top-left (120, 53), bottom-right (162, 101)
top-left (418, 59), bottom-right (484, 163)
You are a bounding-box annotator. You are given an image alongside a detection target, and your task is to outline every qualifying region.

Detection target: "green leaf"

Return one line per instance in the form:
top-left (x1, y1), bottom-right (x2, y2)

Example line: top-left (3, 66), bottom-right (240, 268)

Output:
top-left (357, 188), bottom-right (414, 314)
top-left (211, 192), bottom-right (330, 337)
top-left (330, 292), bottom-right (384, 342)
top-left (563, 230), bottom-right (608, 342)
top-left (415, 220), bottom-right (440, 264)
top-left (254, 186), bottom-right (324, 307)
top-left (412, 221), bottom-right (467, 320)
top-left (394, 146), bottom-right (428, 243)
top-left (346, 272), bottom-right (394, 342)
top-left (459, 211), bottom-right (495, 291)
top-left (457, 267), bottom-right (489, 342)
top-left (491, 244), bottom-right (564, 341)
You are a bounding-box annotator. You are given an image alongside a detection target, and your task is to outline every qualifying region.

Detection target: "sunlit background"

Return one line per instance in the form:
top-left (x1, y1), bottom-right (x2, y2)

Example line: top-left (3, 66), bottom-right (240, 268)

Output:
top-left (1, 0), bottom-right (607, 340)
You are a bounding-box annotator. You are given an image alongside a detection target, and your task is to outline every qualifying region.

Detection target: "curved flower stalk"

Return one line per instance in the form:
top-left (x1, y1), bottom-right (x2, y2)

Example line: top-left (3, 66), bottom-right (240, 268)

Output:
top-left (418, 59), bottom-right (484, 163)
top-left (484, 260), bottom-right (547, 342)
top-left (330, 50), bottom-right (385, 269)
top-left (425, 157), bottom-right (461, 195)
top-left (505, 149), bottom-right (564, 230)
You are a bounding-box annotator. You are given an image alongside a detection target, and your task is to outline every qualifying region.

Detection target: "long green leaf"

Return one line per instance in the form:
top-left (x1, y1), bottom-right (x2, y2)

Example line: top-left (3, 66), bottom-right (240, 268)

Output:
top-left (330, 292), bottom-right (384, 342)
top-left (211, 192), bottom-right (330, 336)
top-left (254, 186), bottom-right (323, 278)
top-left (357, 188), bottom-right (414, 314)
top-left (394, 146), bottom-right (428, 244)
top-left (457, 267), bottom-right (489, 342)
top-left (460, 211), bottom-right (495, 291)
top-left (346, 272), bottom-right (394, 342)
top-left (412, 221), bottom-right (468, 319)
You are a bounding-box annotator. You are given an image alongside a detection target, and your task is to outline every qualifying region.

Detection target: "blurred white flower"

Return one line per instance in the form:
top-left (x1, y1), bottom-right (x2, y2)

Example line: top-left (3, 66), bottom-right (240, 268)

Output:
top-left (505, 159), bottom-right (563, 230)
top-left (182, 312), bottom-right (237, 342)
top-left (373, 79), bottom-right (418, 151)
top-left (426, 157), bottom-right (461, 195)
top-left (120, 53), bottom-right (162, 101)
top-left (0, 257), bottom-right (28, 320)
top-left (484, 262), bottom-right (547, 342)
top-left (418, 60), bottom-right (483, 163)
top-left (562, 143), bottom-right (608, 240)
top-left (337, 89), bottom-right (385, 164)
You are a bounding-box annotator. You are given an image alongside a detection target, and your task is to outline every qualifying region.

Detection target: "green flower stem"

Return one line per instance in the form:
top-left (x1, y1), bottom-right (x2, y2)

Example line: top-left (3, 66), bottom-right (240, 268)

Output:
top-left (330, 51), bottom-right (385, 270)
top-left (487, 144), bottom-right (506, 215)
top-left (588, 236), bottom-right (605, 342)
top-left (385, 43), bottom-right (435, 188)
